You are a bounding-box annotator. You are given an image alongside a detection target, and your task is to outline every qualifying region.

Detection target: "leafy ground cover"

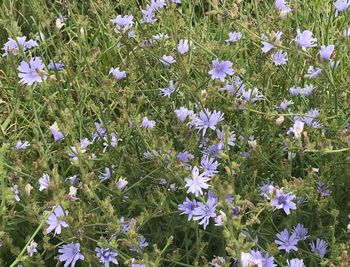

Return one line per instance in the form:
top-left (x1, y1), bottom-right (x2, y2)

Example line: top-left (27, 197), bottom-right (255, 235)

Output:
top-left (0, 0), bottom-right (350, 266)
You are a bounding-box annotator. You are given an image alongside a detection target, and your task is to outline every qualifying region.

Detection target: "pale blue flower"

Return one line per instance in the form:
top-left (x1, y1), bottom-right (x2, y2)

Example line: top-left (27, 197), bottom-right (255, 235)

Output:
top-left (320, 45), bottom-right (334, 60)
top-left (250, 250), bottom-right (275, 267)
top-left (275, 229), bottom-right (298, 252)
top-left (310, 239), bottom-right (327, 258)
top-left (261, 31), bottom-right (282, 53)
top-left (334, 0), bottom-right (350, 15)
top-left (287, 259), bottom-right (304, 267)
top-left (175, 107), bottom-right (193, 122)
top-left (192, 196), bottom-right (217, 229)
top-left (18, 57), bottom-right (47, 85)
top-left (200, 155), bottom-right (219, 177)
top-left (275, 0), bottom-right (291, 13)
top-left (110, 15), bottom-right (134, 33)
top-left (95, 247), bottom-right (118, 267)
top-left (160, 55), bottom-right (176, 67)
top-left (191, 108), bottom-right (224, 136)
top-left (220, 76), bottom-right (245, 94)
top-left (301, 84), bottom-right (315, 96)
top-left (278, 99), bottom-right (293, 111)
top-left (39, 173), bottom-right (50, 191)
top-left (11, 184), bottom-right (20, 201)
top-left (178, 197), bottom-right (197, 220)
top-left (160, 80), bottom-right (176, 97)
top-left (272, 50), bottom-right (288, 66)
top-left (241, 88), bottom-right (264, 103)
top-left (177, 39), bottom-right (189, 54)
top-left (292, 224), bottom-right (309, 241)
top-left (15, 140), bottom-right (30, 150)
top-left (152, 33), bottom-right (168, 41)
top-left (289, 86), bottom-right (302, 96)
top-left (271, 188), bottom-right (297, 214)
top-left (109, 67), bottom-right (126, 80)
top-left (58, 242), bottom-right (84, 267)
top-left (305, 66), bottom-right (322, 78)
top-left (176, 151), bottom-right (194, 163)
top-left (2, 36), bottom-right (38, 56)
top-left (226, 32), bottom-right (242, 43)
top-left (209, 59), bottom-right (234, 81)
top-left (49, 59), bottom-right (64, 71)
top-left (50, 122), bottom-right (64, 141)
top-left (294, 29), bottom-right (317, 51)
top-left (316, 181), bottom-right (332, 197)
top-left (27, 240), bottom-right (37, 257)
top-left (141, 117), bottom-right (156, 128)
top-left (46, 205), bottom-right (69, 235)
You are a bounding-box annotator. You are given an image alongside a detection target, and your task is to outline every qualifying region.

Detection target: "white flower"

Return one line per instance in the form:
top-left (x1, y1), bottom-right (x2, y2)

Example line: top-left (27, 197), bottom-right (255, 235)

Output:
top-left (184, 166), bottom-right (210, 197)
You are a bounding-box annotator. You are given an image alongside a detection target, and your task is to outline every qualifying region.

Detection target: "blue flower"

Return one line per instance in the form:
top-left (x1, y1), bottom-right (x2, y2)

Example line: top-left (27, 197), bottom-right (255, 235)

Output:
top-left (334, 0), bottom-right (350, 15)
top-left (141, 117), bottom-right (156, 129)
top-left (275, 229), bottom-right (298, 252)
top-left (250, 249), bottom-right (275, 267)
top-left (160, 55), bottom-right (176, 67)
top-left (177, 39), bottom-right (189, 54)
top-left (99, 166), bottom-right (115, 182)
top-left (294, 29), bottom-right (317, 51)
top-left (305, 66), bottom-right (322, 78)
top-left (49, 59), bottom-right (64, 71)
top-left (58, 242), bottom-right (84, 267)
top-left (209, 59), bottom-right (234, 81)
top-left (178, 197), bottom-right (197, 220)
top-left (270, 188), bottom-right (296, 215)
top-left (272, 50), bottom-right (288, 66)
top-left (110, 15), bottom-right (134, 33)
top-left (2, 36), bottom-right (38, 56)
top-left (129, 235), bottom-right (149, 253)
top-left (287, 259), bottom-right (304, 267)
top-left (109, 67), bottom-right (126, 80)
top-left (220, 76), bottom-right (245, 94)
top-left (278, 99), bottom-right (293, 111)
top-left (292, 223), bottom-right (309, 241)
top-left (260, 181), bottom-right (274, 199)
top-left (50, 122), bottom-right (64, 141)
top-left (39, 173), bottom-right (51, 191)
top-left (310, 239), bottom-right (327, 258)
top-left (261, 31), bottom-right (282, 53)
top-left (95, 247), bottom-right (118, 267)
top-left (200, 155), bottom-right (219, 177)
top-left (27, 240), bottom-right (38, 257)
top-left (175, 107), bottom-right (193, 122)
top-left (301, 84), bottom-right (315, 96)
top-left (275, 0), bottom-right (291, 13)
top-left (191, 108), bottom-right (224, 136)
top-left (160, 80), bottom-right (176, 97)
top-left (46, 205), bottom-right (69, 235)
top-left (18, 57), bottom-right (47, 85)
top-left (320, 45), bottom-right (335, 60)
top-left (176, 151), bottom-right (194, 164)
top-left (316, 181), bottom-right (332, 197)
top-left (192, 196), bottom-right (217, 229)
top-left (226, 32), bottom-right (242, 43)
top-left (15, 140), bottom-right (30, 150)
top-left (241, 88), bottom-right (264, 103)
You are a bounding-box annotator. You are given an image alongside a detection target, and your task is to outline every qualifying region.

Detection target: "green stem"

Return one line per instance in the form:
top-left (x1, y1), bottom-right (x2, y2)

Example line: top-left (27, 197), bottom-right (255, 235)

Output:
top-left (10, 205), bottom-right (56, 267)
